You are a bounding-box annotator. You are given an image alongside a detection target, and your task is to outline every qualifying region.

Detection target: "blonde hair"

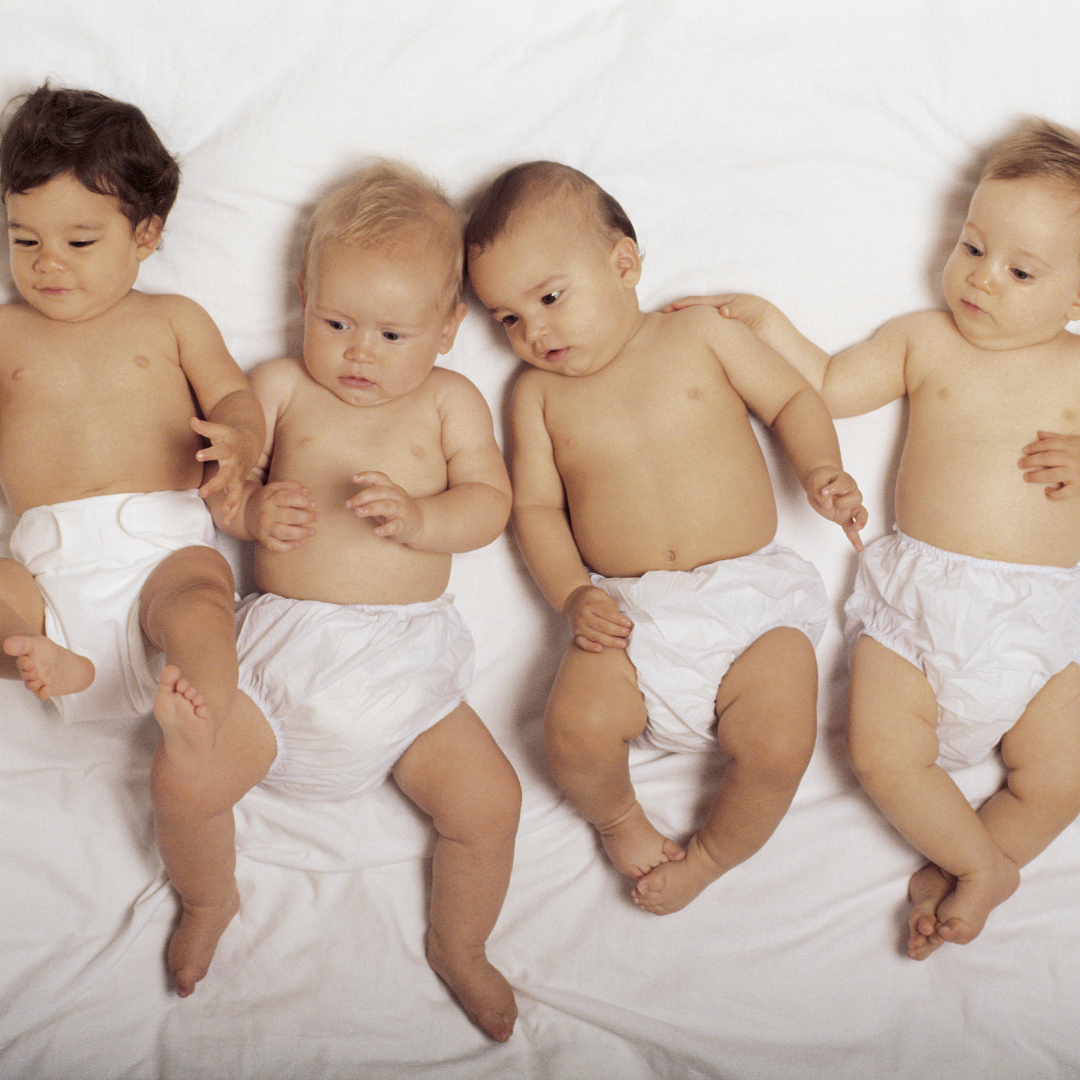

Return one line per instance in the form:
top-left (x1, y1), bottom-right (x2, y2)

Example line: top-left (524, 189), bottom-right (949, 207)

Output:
top-left (301, 159), bottom-right (464, 305)
top-left (981, 118), bottom-right (1080, 198)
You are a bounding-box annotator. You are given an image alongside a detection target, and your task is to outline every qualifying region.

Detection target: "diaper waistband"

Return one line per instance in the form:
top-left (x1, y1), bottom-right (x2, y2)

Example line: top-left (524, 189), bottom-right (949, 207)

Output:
top-left (10, 490), bottom-right (214, 575)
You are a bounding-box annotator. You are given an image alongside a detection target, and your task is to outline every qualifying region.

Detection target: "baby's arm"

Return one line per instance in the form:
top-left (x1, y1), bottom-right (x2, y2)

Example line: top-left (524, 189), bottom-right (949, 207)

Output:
top-left (509, 374), bottom-right (632, 652)
top-left (347, 371), bottom-right (511, 552)
top-left (1019, 431), bottom-right (1080, 499)
top-left (206, 359), bottom-right (317, 551)
top-left (701, 311), bottom-right (867, 548)
top-left (668, 294), bottom-right (830, 391)
top-left (669, 294), bottom-right (911, 420)
top-left (167, 296), bottom-right (265, 524)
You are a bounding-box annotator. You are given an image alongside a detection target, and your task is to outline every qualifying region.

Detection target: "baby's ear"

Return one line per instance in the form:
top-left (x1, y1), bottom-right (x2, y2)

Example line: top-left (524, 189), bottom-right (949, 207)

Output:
top-left (1069, 282), bottom-right (1080, 324)
top-left (134, 216), bottom-right (164, 259)
top-left (611, 235), bottom-right (641, 288)
top-left (439, 301), bottom-right (469, 354)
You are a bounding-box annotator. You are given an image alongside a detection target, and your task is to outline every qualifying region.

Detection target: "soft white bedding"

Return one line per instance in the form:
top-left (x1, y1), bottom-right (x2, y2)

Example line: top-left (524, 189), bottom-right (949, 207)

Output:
top-left (3, 2), bottom-right (1080, 1077)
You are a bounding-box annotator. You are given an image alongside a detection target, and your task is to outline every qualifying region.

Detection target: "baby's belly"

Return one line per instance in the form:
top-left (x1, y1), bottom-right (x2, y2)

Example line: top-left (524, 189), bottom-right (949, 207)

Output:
top-left (572, 499), bottom-right (777, 577)
top-left (896, 476), bottom-right (1080, 567)
top-left (255, 528), bottom-right (452, 606)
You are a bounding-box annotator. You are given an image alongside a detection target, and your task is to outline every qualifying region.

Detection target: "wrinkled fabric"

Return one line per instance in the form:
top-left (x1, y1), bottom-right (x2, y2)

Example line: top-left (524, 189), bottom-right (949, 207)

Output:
top-left (237, 592), bottom-right (473, 800)
top-left (592, 544), bottom-right (829, 752)
top-left (9, 490), bottom-right (217, 723)
top-left (845, 530), bottom-right (1080, 769)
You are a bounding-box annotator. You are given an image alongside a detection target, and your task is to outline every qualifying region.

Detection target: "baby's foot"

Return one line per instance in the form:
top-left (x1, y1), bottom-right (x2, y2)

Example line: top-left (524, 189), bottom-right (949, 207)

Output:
top-left (933, 852), bottom-right (1019, 947)
top-left (633, 834), bottom-right (723, 915)
top-left (907, 863), bottom-right (952, 959)
top-left (168, 888), bottom-right (241, 998)
top-left (597, 800), bottom-right (685, 879)
top-left (154, 666), bottom-right (215, 781)
top-left (906, 855), bottom-right (1019, 960)
top-left (426, 935), bottom-right (517, 1043)
top-left (3, 634), bottom-right (94, 700)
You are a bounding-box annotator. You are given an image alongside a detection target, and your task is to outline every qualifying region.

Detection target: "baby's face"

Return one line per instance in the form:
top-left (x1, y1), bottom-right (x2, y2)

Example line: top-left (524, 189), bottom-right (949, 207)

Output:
top-left (467, 199), bottom-right (641, 377)
top-left (5, 172), bottom-right (160, 323)
top-left (942, 175), bottom-right (1080, 351)
top-left (300, 238), bottom-right (465, 407)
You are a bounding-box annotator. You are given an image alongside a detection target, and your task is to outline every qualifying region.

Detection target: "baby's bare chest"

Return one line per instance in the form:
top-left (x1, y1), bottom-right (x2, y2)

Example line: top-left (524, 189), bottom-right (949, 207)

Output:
top-left (272, 398), bottom-right (448, 499)
top-left (912, 356), bottom-right (1080, 448)
top-left (542, 355), bottom-right (752, 472)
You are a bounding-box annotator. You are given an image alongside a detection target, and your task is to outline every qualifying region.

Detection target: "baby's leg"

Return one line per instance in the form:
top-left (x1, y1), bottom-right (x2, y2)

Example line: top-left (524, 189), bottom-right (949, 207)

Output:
top-left (151, 675), bottom-right (276, 997)
top-left (139, 546), bottom-right (240, 768)
top-left (545, 643), bottom-right (684, 878)
top-left (392, 704), bottom-right (521, 1042)
top-left (972, 663), bottom-right (1080, 880)
top-left (908, 667), bottom-right (1080, 957)
top-left (847, 636), bottom-right (1019, 959)
top-left (0, 557), bottom-right (94, 699)
top-left (634, 627), bottom-right (817, 914)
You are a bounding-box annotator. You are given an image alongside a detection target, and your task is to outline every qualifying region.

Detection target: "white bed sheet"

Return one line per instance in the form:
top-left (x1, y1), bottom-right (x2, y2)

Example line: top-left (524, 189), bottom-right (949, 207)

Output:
top-left (2, 2), bottom-right (1080, 1077)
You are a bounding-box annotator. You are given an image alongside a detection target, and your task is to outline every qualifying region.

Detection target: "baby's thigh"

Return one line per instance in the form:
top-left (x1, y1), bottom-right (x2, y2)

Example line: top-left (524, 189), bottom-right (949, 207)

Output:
top-left (714, 626), bottom-right (817, 760)
top-left (0, 557), bottom-right (46, 631)
top-left (546, 642), bottom-right (648, 744)
top-left (846, 634), bottom-right (941, 776)
top-left (1001, 662), bottom-right (1080, 798)
top-left (392, 703), bottom-right (521, 839)
top-left (138, 545), bottom-right (234, 623)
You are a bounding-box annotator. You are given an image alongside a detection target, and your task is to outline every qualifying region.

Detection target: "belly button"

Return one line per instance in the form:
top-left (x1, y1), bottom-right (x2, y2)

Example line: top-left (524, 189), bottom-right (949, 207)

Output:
top-left (664, 549), bottom-right (676, 562)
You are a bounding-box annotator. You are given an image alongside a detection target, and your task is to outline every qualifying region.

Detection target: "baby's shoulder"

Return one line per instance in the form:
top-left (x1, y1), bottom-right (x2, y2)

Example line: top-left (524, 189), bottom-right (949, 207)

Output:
top-left (886, 308), bottom-right (957, 347)
top-left (250, 356), bottom-right (309, 414)
top-left (128, 289), bottom-right (206, 323)
top-left (655, 304), bottom-right (768, 363)
top-left (423, 365), bottom-right (493, 425)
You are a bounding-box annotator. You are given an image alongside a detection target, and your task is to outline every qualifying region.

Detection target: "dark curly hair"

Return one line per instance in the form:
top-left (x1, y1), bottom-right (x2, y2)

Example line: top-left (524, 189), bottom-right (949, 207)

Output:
top-left (1, 84), bottom-right (180, 230)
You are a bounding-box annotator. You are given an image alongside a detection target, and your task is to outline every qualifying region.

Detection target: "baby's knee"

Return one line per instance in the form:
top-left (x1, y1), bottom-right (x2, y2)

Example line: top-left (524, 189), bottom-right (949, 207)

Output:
top-left (473, 771), bottom-right (523, 845)
top-left (845, 722), bottom-right (902, 791)
top-left (748, 722), bottom-right (815, 786)
top-left (719, 700), bottom-right (816, 786)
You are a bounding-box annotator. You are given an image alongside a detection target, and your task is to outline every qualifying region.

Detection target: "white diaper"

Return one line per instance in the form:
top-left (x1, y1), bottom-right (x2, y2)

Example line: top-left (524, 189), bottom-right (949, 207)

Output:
top-left (591, 543), bottom-right (829, 753)
top-left (237, 592), bottom-right (474, 801)
top-left (8, 490), bottom-right (218, 723)
top-left (844, 530), bottom-right (1080, 769)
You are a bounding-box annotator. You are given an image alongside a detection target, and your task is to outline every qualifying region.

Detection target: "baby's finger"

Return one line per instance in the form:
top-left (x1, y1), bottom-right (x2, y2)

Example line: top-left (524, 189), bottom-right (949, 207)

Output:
top-left (1022, 465), bottom-right (1068, 485)
top-left (587, 611), bottom-right (633, 638)
top-left (662, 294), bottom-right (735, 313)
top-left (842, 516), bottom-right (865, 552)
top-left (353, 496), bottom-right (401, 519)
top-left (573, 631), bottom-right (629, 652)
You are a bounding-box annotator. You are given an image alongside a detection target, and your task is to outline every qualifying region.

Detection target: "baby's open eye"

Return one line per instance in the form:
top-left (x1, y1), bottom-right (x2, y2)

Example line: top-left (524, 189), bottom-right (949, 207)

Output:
top-left (326, 318), bottom-right (348, 331)
top-left (540, 291), bottom-right (561, 305)
top-left (963, 242), bottom-right (983, 257)
top-left (1011, 268), bottom-right (1032, 281)
top-left (499, 313), bottom-right (518, 328)
top-left (382, 331), bottom-right (401, 341)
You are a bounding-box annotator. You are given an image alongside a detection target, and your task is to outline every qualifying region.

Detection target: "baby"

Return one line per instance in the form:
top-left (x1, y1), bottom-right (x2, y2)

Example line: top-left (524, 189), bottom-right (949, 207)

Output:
top-left (676, 118), bottom-right (1080, 957)
top-left (0, 86), bottom-right (268, 994)
top-left (466, 161), bottom-right (865, 914)
top-left (217, 162), bottom-right (521, 1041)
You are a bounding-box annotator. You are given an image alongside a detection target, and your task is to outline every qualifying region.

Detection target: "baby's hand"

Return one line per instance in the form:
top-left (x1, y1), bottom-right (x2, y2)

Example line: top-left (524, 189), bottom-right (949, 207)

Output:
top-left (1019, 431), bottom-right (1080, 499)
top-left (248, 481), bottom-right (317, 552)
top-left (192, 415), bottom-right (262, 524)
top-left (348, 470), bottom-right (423, 544)
top-left (563, 585), bottom-right (633, 653)
top-left (663, 293), bottom-right (777, 332)
top-left (806, 466), bottom-right (867, 551)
